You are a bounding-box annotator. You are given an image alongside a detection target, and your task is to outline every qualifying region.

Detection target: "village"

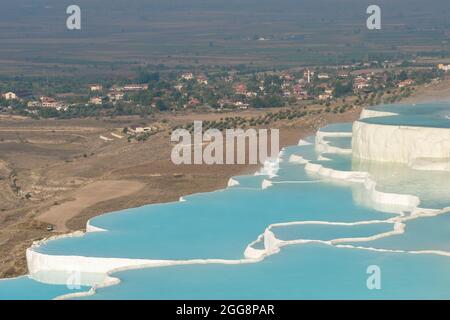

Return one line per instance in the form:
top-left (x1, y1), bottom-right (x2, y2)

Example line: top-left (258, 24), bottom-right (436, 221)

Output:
top-left (0, 60), bottom-right (446, 123)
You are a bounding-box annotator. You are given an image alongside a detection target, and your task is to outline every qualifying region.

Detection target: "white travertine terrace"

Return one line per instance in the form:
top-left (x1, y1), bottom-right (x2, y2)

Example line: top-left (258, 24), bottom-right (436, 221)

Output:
top-left (288, 154), bottom-right (308, 164)
top-left (316, 128), bottom-right (352, 142)
top-left (315, 138), bottom-right (352, 155)
top-left (315, 125), bottom-right (353, 155)
top-left (352, 121), bottom-right (450, 164)
top-left (26, 249), bottom-right (159, 276)
top-left (304, 160), bottom-right (421, 214)
top-left (86, 220), bottom-right (107, 233)
top-left (298, 139), bottom-right (312, 146)
top-left (227, 178), bottom-right (240, 187)
top-left (359, 108), bottom-right (398, 119)
top-left (409, 158), bottom-right (450, 172)
top-left (255, 151), bottom-right (283, 177)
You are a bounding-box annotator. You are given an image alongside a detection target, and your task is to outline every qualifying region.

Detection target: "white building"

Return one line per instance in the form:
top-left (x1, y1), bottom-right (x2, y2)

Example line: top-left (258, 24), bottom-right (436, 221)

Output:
top-left (40, 96), bottom-right (62, 108)
top-left (2, 92), bottom-right (17, 100)
top-left (107, 91), bottom-right (124, 102)
top-left (181, 73), bottom-right (194, 81)
top-left (90, 85), bottom-right (103, 92)
top-left (197, 75), bottom-right (209, 85)
top-left (319, 93), bottom-right (333, 100)
top-left (89, 97), bottom-right (103, 105)
top-left (318, 73), bottom-right (330, 80)
top-left (438, 64), bottom-right (450, 72)
top-left (123, 84), bottom-right (148, 91)
top-left (129, 126), bottom-right (153, 134)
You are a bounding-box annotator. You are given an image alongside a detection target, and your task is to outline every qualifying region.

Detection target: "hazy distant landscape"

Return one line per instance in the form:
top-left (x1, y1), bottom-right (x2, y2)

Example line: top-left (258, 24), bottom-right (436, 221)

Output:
top-left (1, 0), bottom-right (450, 78)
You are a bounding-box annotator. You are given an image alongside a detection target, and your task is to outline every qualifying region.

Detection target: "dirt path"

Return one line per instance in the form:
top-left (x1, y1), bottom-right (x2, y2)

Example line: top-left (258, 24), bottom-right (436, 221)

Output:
top-left (37, 180), bottom-right (145, 232)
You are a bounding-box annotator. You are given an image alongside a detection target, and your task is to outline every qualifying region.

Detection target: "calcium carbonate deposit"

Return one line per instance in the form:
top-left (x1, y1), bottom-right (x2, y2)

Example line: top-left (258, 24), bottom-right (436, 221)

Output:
top-left (1, 102), bottom-right (450, 300)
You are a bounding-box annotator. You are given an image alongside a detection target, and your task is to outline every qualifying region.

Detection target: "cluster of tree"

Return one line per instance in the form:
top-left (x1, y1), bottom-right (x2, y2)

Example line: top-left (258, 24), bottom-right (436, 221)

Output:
top-left (250, 96), bottom-right (284, 108)
top-left (333, 81), bottom-right (353, 97)
top-left (325, 104), bottom-right (353, 114)
top-left (137, 70), bottom-right (160, 84)
top-left (172, 108), bottom-right (317, 134)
